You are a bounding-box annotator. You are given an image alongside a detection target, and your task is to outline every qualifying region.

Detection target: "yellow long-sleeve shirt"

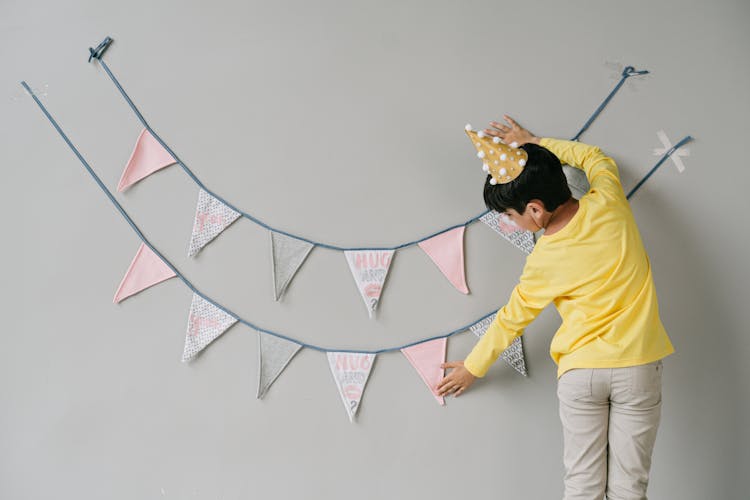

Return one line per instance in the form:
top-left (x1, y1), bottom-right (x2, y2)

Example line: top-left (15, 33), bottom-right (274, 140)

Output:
top-left (464, 138), bottom-right (675, 378)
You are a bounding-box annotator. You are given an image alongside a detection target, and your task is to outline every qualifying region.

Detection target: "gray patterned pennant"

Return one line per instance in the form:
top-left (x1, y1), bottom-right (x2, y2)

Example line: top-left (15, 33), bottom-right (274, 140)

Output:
top-left (270, 231), bottom-right (315, 301)
top-left (182, 293), bottom-right (239, 362)
top-left (257, 333), bottom-right (303, 399)
top-left (469, 316), bottom-right (527, 376)
top-left (188, 188), bottom-right (242, 257)
top-left (479, 211), bottom-right (536, 255)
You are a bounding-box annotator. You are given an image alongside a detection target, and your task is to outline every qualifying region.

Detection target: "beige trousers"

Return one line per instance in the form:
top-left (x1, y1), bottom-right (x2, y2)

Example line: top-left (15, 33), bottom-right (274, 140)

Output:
top-left (557, 360), bottom-right (663, 500)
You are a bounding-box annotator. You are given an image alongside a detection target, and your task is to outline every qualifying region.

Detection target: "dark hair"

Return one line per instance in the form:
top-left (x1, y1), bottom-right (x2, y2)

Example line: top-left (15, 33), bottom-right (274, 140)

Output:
top-left (483, 143), bottom-right (571, 214)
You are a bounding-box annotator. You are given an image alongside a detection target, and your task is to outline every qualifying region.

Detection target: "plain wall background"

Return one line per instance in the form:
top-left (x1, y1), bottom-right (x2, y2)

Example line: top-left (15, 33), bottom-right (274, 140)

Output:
top-left (2, 0), bottom-right (748, 498)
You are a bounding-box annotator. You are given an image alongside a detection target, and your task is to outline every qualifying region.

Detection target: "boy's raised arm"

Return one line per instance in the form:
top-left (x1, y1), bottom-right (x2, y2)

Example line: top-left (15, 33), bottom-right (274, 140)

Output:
top-left (538, 138), bottom-right (622, 189)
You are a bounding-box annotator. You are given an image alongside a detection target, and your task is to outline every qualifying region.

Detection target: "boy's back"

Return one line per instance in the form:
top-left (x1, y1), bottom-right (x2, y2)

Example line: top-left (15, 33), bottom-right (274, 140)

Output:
top-left (463, 138), bottom-right (674, 378)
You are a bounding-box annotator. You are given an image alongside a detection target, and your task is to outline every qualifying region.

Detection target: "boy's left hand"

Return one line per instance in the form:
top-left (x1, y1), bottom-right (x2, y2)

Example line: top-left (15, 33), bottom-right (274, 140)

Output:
top-left (437, 361), bottom-right (476, 397)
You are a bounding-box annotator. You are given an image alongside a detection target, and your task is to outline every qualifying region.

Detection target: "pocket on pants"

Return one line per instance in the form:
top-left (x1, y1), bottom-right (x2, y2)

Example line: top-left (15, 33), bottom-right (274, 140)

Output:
top-left (628, 360), bottom-right (663, 396)
top-left (557, 368), bottom-right (592, 401)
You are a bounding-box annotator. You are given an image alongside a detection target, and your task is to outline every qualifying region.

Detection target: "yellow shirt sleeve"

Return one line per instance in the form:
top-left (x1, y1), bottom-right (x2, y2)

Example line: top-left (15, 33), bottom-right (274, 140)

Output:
top-left (464, 257), bottom-right (556, 377)
top-left (539, 137), bottom-right (625, 201)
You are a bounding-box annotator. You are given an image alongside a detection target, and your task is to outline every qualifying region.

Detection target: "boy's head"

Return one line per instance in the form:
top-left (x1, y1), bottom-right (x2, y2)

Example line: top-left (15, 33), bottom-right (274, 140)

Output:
top-left (483, 143), bottom-right (572, 232)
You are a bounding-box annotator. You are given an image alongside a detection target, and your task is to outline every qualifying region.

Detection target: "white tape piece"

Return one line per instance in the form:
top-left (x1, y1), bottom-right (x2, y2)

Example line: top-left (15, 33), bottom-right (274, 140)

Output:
top-left (653, 130), bottom-right (689, 173)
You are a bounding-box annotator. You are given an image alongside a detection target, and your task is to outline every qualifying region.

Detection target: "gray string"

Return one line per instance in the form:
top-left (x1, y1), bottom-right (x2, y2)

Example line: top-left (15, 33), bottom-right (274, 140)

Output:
top-left (21, 79), bottom-right (494, 354)
top-left (626, 136), bottom-right (693, 199)
top-left (572, 66), bottom-right (649, 142)
top-left (86, 36), bottom-right (642, 251)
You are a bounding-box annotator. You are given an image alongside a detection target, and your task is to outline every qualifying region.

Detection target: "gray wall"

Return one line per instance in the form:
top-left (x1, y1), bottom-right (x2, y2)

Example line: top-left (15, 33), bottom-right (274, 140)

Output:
top-left (2, 0), bottom-right (748, 498)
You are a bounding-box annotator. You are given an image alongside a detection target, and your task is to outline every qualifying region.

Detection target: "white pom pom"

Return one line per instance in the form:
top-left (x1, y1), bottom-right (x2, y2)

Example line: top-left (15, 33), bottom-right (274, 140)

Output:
top-left (499, 168), bottom-right (507, 176)
top-left (465, 124), bottom-right (473, 131)
top-left (500, 153), bottom-right (507, 161)
top-left (489, 177), bottom-right (498, 185)
top-left (477, 130), bottom-right (485, 138)
top-left (482, 163), bottom-right (490, 172)
top-left (510, 141), bottom-right (519, 148)
top-left (492, 136), bottom-right (501, 144)
top-left (518, 159), bottom-right (526, 166)
top-left (494, 160), bottom-right (499, 165)
top-left (477, 151), bottom-right (486, 159)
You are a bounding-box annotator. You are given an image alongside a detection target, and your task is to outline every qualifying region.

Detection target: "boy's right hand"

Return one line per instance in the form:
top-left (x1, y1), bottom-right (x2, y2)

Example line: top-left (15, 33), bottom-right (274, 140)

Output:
top-left (484, 115), bottom-right (540, 147)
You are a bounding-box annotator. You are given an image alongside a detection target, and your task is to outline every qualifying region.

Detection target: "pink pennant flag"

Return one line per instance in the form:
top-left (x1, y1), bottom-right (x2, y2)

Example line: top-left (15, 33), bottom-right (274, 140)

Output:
top-left (401, 338), bottom-right (447, 405)
top-left (118, 128), bottom-right (177, 191)
top-left (418, 226), bottom-right (469, 294)
top-left (113, 243), bottom-right (176, 303)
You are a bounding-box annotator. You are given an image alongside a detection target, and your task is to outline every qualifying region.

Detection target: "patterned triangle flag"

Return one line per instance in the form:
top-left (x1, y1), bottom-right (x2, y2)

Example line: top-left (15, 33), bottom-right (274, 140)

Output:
top-left (480, 211), bottom-right (536, 255)
top-left (418, 226), bottom-right (469, 294)
top-left (257, 332), bottom-right (303, 399)
top-left (469, 316), bottom-right (527, 376)
top-left (401, 338), bottom-right (447, 405)
top-left (344, 250), bottom-right (395, 318)
top-left (182, 293), bottom-right (239, 362)
top-left (187, 188), bottom-right (242, 257)
top-left (113, 243), bottom-right (176, 303)
top-left (118, 128), bottom-right (177, 191)
top-left (270, 231), bottom-right (315, 301)
top-left (327, 352), bottom-right (376, 422)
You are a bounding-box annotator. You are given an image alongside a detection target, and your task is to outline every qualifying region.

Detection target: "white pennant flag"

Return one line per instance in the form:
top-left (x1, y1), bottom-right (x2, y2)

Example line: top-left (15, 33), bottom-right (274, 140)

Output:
top-left (344, 250), bottom-right (395, 318)
top-left (270, 231), bottom-right (315, 301)
top-left (480, 211), bottom-right (536, 255)
top-left (257, 332), bottom-right (303, 399)
top-left (188, 188), bottom-right (242, 257)
top-left (183, 293), bottom-right (239, 362)
top-left (469, 316), bottom-right (527, 376)
top-left (327, 352), bottom-right (376, 422)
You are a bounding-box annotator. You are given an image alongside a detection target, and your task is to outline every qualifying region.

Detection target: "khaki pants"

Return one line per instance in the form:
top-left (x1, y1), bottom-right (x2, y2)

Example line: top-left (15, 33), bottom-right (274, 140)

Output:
top-left (557, 360), bottom-right (663, 500)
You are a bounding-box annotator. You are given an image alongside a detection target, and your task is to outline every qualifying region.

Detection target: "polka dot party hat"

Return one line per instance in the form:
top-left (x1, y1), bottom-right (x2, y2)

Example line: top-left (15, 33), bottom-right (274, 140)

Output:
top-left (464, 124), bottom-right (528, 185)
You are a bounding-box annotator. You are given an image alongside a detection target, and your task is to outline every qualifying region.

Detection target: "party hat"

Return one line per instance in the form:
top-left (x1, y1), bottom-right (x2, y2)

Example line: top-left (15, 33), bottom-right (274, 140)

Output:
top-left (464, 124), bottom-right (528, 185)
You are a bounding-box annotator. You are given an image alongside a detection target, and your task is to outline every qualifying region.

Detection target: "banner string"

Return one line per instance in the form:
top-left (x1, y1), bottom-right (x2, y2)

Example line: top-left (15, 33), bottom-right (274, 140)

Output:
top-left (20, 80), bottom-right (692, 354)
top-left (21, 79), bottom-right (494, 354)
top-left (86, 36), bottom-right (647, 252)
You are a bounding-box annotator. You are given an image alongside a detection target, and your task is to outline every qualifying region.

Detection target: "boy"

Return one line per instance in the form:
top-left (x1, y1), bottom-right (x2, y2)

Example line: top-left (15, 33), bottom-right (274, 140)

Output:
top-left (437, 116), bottom-right (674, 499)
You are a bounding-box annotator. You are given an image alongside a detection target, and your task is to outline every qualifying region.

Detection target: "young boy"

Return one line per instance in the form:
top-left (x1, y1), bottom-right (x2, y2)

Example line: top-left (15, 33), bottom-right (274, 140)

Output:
top-left (437, 116), bottom-right (674, 499)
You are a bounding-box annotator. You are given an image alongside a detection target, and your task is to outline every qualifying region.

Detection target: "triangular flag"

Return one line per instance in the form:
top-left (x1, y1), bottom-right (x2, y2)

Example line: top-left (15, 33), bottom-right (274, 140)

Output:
top-left (182, 293), bottom-right (239, 362)
top-left (469, 316), bottom-right (527, 376)
top-left (257, 332), bottom-right (302, 399)
top-left (480, 211), bottom-right (536, 255)
top-left (187, 188), bottom-right (242, 257)
top-left (270, 231), bottom-right (315, 301)
top-left (113, 243), bottom-right (176, 303)
top-left (327, 352), bottom-right (376, 422)
top-left (344, 250), bottom-right (395, 318)
top-left (118, 128), bottom-right (177, 191)
top-left (401, 338), bottom-right (447, 405)
top-left (418, 226), bottom-right (469, 294)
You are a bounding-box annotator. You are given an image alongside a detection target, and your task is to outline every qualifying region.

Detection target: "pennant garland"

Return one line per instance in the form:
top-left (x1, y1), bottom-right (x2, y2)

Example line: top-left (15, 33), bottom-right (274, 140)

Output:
top-left (469, 316), bottom-right (527, 376)
top-left (257, 332), bottom-right (303, 399)
top-left (183, 293), bottom-right (239, 362)
top-left (344, 250), bottom-right (395, 318)
top-left (418, 226), bottom-right (469, 294)
top-left (480, 211), bottom-right (536, 255)
top-left (327, 352), bottom-right (376, 422)
top-left (118, 128), bottom-right (176, 191)
top-left (113, 242), bottom-right (176, 303)
top-left (188, 188), bottom-right (242, 257)
top-left (270, 231), bottom-right (315, 301)
top-left (401, 338), bottom-right (447, 405)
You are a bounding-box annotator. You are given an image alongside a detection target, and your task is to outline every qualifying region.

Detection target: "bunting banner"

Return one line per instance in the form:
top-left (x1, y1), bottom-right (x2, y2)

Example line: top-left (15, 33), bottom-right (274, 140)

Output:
top-left (469, 316), bottom-right (527, 376)
top-left (118, 128), bottom-right (176, 191)
top-left (344, 250), bottom-right (395, 318)
top-left (479, 211), bottom-right (536, 255)
top-left (113, 242), bottom-right (176, 303)
top-left (327, 352), bottom-right (376, 422)
top-left (418, 226), bottom-right (469, 294)
top-left (401, 338), bottom-right (447, 405)
top-left (187, 188), bottom-right (242, 257)
top-left (270, 231), bottom-right (315, 301)
top-left (257, 332), bottom-right (303, 399)
top-left (183, 293), bottom-right (239, 362)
